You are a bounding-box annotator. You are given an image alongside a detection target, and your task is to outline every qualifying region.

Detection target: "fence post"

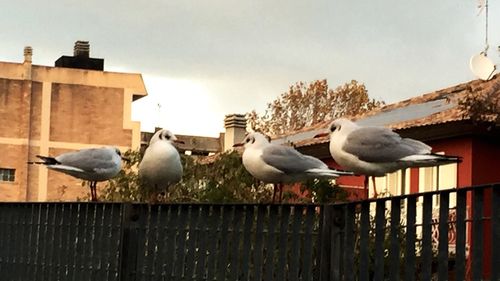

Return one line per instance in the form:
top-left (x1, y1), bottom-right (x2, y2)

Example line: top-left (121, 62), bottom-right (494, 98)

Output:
top-left (118, 203), bottom-right (140, 281)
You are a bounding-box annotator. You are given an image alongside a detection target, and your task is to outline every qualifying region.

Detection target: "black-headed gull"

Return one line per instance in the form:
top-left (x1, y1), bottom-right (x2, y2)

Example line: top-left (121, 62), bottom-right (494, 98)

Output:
top-left (138, 129), bottom-right (184, 202)
top-left (28, 146), bottom-right (125, 201)
top-left (234, 132), bottom-right (353, 202)
top-left (315, 118), bottom-right (460, 197)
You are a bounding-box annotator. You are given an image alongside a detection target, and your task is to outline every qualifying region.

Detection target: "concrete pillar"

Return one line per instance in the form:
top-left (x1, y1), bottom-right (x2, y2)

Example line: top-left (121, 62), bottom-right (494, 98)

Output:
top-left (224, 114), bottom-right (247, 151)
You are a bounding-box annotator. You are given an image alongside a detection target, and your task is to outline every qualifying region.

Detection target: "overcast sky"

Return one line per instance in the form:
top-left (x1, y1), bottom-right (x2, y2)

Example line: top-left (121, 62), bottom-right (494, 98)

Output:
top-left (2, 0), bottom-right (498, 137)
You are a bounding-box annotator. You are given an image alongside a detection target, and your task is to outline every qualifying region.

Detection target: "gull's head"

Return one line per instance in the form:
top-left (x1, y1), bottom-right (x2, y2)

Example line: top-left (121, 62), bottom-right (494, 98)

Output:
top-left (329, 118), bottom-right (357, 135)
top-left (233, 132), bottom-right (270, 149)
top-left (112, 147), bottom-right (129, 162)
top-left (314, 118), bottom-right (357, 139)
top-left (151, 129), bottom-right (185, 145)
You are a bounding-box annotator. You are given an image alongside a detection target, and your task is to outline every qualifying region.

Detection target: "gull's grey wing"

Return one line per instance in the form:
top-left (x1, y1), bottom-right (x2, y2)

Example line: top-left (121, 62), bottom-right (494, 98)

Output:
top-left (56, 148), bottom-right (115, 172)
top-left (343, 127), bottom-right (431, 162)
top-left (261, 144), bottom-right (327, 174)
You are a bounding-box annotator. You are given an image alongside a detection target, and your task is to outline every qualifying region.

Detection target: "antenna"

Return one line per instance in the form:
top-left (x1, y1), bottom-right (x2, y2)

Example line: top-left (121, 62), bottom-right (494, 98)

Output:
top-left (470, 53), bottom-right (496, 81)
top-left (469, 0), bottom-right (497, 80)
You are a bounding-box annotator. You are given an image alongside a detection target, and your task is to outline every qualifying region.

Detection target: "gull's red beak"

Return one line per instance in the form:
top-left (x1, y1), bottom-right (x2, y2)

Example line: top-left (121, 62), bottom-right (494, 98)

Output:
top-left (174, 140), bottom-right (185, 144)
top-left (233, 143), bottom-right (244, 147)
top-left (314, 132), bottom-right (329, 138)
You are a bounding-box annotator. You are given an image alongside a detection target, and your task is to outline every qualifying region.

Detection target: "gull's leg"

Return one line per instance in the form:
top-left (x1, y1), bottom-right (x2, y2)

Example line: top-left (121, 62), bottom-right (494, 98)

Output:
top-left (149, 185), bottom-right (158, 204)
top-left (272, 184), bottom-right (278, 204)
top-left (90, 181), bottom-right (98, 202)
top-left (364, 176), bottom-right (369, 198)
top-left (371, 176), bottom-right (378, 198)
top-left (278, 183), bottom-right (283, 203)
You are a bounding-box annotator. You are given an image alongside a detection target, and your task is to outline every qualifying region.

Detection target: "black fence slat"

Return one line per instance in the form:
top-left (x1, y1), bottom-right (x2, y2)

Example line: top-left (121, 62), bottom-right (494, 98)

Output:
top-left (437, 192), bottom-right (450, 281)
top-left (50, 204), bottom-right (62, 281)
top-left (373, 200), bottom-right (386, 281)
top-left (151, 205), bottom-right (165, 280)
top-left (301, 206), bottom-right (315, 281)
top-left (215, 205), bottom-right (232, 281)
top-left (472, 188), bottom-right (484, 281)
top-left (264, 205), bottom-right (279, 281)
top-left (289, 205), bottom-right (304, 281)
top-left (194, 205), bottom-right (209, 280)
top-left (137, 205), bottom-right (153, 281)
top-left (343, 204), bottom-right (355, 281)
top-left (252, 205), bottom-right (267, 281)
top-left (421, 194), bottom-right (433, 281)
top-left (7, 204), bottom-right (17, 281)
top-left (41, 204), bottom-right (51, 281)
top-left (405, 196), bottom-right (417, 281)
top-left (276, 206), bottom-right (291, 281)
top-left (331, 206), bottom-right (344, 280)
top-left (454, 189), bottom-right (467, 281)
top-left (389, 198), bottom-right (401, 281)
top-left (164, 205), bottom-right (179, 279)
top-left (491, 185), bottom-right (500, 281)
top-left (319, 205), bottom-right (332, 281)
top-left (227, 205), bottom-right (244, 280)
top-left (173, 204), bottom-right (189, 279)
top-left (239, 205), bottom-right (254, 281)
top-left (358, 202), bottom-right (370, 281)
top-left (184, 205), bottom-right (202, 279)
top-left (206, 205), bottom-right (221, 281)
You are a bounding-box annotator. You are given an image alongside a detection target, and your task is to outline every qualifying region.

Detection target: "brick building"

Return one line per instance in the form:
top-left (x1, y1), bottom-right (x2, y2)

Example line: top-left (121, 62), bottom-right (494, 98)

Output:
top-left (0, 42), bottom-right (147, 201)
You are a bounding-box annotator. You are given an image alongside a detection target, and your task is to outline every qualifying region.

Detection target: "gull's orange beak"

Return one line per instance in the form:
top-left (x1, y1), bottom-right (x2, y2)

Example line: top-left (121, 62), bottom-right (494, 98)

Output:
top-left (233, 142), bottom-right (244, 147)
top-left (314, 132), bottom-right (329, 138)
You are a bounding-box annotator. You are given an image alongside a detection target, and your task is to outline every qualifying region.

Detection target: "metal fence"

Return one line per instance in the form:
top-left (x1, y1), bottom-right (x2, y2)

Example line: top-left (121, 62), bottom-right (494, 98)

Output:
top-left (0, 184), bottom-right (498, 281)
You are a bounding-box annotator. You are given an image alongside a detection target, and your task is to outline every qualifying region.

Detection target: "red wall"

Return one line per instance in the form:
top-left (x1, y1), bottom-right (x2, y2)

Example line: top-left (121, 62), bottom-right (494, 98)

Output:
top-left (471, 137), bottom-right (500, 279)
top-left (426, 136), bottom-right (474, 188)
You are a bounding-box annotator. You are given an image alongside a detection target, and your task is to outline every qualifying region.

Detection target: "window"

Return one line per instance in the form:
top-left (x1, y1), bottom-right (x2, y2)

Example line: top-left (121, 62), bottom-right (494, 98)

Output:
top-left (369, 168), bottom-right (409, 197)
top-left (0, 168), bottom-right (15, 182)
top-left (418, 158), bottom-right (458, 207)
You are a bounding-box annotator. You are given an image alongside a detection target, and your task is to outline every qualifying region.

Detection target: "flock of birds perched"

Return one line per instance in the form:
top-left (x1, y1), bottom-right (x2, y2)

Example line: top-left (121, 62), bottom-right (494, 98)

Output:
top-left (28, 118), bottom-right (460, 202)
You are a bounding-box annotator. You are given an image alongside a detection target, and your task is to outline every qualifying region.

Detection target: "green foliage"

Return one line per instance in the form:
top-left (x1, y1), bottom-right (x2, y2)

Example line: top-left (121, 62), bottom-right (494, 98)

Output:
top-left (458, 82), bottom-right (500, 126)
top-left (96, 149), bottom-right (352, 204)
top-left (299, 178), bottom-right (349, 204)
top-left (99, 149), bottom-right (274, 203)
top-left (98, 149), bottom-right (144, 202)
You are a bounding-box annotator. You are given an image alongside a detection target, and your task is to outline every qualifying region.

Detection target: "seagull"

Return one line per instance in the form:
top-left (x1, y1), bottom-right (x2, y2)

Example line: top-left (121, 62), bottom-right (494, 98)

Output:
top-left (315, 118), bottom-right (461, 197)
top-left (28, 147), bottom-right (125, 201)
top-left (233, 132), bottom-right (354, 203)
top-left (138, 129), bottom-right (184, 202)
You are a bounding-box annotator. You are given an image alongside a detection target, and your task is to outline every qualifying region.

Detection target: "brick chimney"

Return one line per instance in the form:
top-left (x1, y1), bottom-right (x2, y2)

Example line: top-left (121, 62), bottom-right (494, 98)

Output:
top-left (23, 46), bottom-right (32, 80)
top-left (73, 40), bottom-right (90, 57)
top-left (224, 114), bottom-right (247, 151)
top-left (55, 40), bottom-right (103, 70)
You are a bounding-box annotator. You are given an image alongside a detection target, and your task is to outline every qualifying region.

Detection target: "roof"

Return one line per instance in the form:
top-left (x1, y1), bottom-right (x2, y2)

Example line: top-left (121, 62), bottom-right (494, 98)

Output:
top-left (273, 74), bottom-right (500, 147)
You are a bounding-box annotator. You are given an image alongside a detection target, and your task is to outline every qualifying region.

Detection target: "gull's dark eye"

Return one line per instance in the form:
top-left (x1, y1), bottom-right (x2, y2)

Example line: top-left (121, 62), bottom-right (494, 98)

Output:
top-left (245, 137), bottom-right (250, 143)
top-left (330, 125), bottom-right (337, 132)
top-left (165, 133), bottom-right (171, 140)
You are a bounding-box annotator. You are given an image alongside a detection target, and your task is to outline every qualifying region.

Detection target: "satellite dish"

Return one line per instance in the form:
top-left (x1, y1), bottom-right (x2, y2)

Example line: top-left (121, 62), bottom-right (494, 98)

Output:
top-left (469, 52), bottom-right (496, 81)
